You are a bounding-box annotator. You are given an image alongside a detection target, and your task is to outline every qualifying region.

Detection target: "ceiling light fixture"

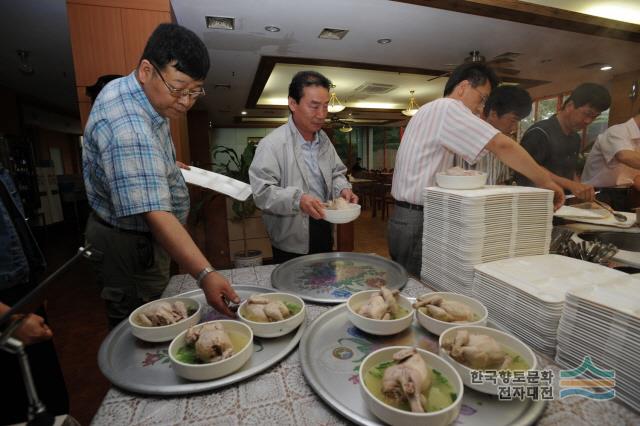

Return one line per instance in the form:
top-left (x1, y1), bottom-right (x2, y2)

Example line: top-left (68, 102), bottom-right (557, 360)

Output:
top-left (377, 38), bottom-right (392, 44)
top-left (328, 84), bottom-right (346, 113)
top-left (265, 25), bottom-right (280, 32)
top-left (339, 123), bottom-right (353, 133)
top-left (17, 50), bottom-right (34, 75)
top-left (600, 65), bottom-right (613, 71)
top-left (401, 90), bottom-right (420, 117)
top-left (241, 111), bottom-right (247, 115)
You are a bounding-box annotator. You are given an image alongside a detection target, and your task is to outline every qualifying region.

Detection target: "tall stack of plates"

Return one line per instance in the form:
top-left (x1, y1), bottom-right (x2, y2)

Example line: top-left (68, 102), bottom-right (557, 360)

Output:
top-left (421, 186), bottom-right (553, 293)
top-left (473, 254), bottom-right (627, 357)
top-left (557, 276), bottom-right (640, 411)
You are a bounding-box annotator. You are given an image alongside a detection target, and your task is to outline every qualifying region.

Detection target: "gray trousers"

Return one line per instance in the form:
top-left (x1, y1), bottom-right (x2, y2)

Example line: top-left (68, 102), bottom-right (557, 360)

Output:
top-left (85, 214), bottom-right (170, 328)
top-left (387, 205), bottom-right (423, 278)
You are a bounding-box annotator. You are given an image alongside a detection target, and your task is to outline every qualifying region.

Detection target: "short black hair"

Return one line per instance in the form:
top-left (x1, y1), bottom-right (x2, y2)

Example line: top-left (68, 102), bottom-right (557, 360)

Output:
top-left (86, 74), bottom-right (123, 103)
top-left (140, 23), bottom-right (209, 81)
top-left (443, 62), bottom-right (499, 97)
top-left (563, 83), bottom-right (611, 112)
top-left (288, 71), bottom-right (331, 103)
top-left (483, 85), bottom-right (532, 119)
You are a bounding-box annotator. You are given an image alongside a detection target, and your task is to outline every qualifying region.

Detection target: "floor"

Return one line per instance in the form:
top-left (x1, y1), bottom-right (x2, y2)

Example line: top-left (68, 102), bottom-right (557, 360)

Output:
top-left (32, 206), bottom-right (392, 424)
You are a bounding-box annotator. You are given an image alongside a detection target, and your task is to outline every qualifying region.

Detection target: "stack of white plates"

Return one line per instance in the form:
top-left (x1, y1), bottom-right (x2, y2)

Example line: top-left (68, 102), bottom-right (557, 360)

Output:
top-left (421, 185), bottom-right (553, 293)
top-left (557, 275), bottom-right (640, 411)
top-left (473, 254), bottom-right (627, 357)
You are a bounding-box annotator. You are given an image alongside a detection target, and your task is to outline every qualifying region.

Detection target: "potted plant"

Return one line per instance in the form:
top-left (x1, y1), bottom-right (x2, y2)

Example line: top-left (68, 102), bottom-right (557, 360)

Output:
top-left (209, 141), bottom-right (263, 267)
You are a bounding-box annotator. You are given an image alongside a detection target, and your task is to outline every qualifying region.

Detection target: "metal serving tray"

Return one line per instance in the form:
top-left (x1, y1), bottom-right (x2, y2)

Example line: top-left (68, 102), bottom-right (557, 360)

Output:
top-left (299, 304), bottom-right (546, 426)
top-left (98, 285), bottom-right (305, 396)
top-left (271, 252), bottom-right (408, 303)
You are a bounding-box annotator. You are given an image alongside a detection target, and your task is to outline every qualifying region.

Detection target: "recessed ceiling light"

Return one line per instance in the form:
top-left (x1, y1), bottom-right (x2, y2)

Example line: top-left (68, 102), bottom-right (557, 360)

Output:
top-left (241, 111), bottom-right (247, 115)
top-left (600, 65), bottom-right (613, 71)
top-left (206, 16), bottom-right (235, 30)
top-left (377, 38), bottom-right (392, 44)
top-left (265, 25), bottom-right (280, 32)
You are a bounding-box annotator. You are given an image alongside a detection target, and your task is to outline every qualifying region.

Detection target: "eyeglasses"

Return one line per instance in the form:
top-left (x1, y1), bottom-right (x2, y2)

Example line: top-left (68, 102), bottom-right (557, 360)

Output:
top-left (150, 62), bottom-right (205, 99)
top-left (469, 85), bottom-right (489, 106)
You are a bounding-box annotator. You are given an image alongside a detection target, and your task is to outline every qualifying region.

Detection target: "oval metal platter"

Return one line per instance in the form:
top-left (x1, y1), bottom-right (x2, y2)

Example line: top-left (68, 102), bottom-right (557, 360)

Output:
top-left (98, 285), bottom-right (305, 396)
top-left (299, 304), bottom-right (546, 426)
top-left (271, 252), bottom-right (408, 303)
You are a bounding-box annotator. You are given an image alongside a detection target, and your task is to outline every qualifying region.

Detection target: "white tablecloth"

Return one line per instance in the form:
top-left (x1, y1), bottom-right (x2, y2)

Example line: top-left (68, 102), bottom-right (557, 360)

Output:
top-left (91, 265), bottom-right (639, 426)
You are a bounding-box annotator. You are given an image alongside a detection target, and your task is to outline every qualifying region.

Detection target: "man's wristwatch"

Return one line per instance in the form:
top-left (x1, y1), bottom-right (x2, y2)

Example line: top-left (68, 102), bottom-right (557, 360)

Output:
top-left (195, 266), bottom-right (215, 288)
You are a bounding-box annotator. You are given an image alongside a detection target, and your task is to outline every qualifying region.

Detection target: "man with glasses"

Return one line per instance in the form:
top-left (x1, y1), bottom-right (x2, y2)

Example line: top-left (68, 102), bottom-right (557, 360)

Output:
top-left (515, 83), bottom-right (611, 202)
top-left (389, 63), bottom-right (564, 277)
top-left (82, 23), bottom-right (239, 328)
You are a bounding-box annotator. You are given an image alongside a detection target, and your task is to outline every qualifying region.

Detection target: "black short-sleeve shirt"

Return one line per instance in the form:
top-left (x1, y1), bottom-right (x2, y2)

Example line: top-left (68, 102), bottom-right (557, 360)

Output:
top-left (515, 115), bottom-right (581, 187)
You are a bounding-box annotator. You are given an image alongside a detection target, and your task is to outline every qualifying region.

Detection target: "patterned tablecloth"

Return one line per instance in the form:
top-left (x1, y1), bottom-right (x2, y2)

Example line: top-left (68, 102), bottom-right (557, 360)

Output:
top-left (92, 265), bottom-right (639, 426)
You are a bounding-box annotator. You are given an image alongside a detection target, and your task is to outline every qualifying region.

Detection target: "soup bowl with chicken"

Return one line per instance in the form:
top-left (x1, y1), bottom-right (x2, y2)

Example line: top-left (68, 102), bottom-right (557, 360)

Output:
top-left (347, 288), bottom-right (414, 335)
top-left (360, 346), bottom-right (463, 426)
top-left (168, 320), bottom-right (253, 381)
top-left (237, 293), bottom-right (306, 338)
top-left (414, 292), bottom-right (488, 336)
top-left (129, 296), bottom-right (201, 342)
top-left (439, 325), bottom-right (537, 394)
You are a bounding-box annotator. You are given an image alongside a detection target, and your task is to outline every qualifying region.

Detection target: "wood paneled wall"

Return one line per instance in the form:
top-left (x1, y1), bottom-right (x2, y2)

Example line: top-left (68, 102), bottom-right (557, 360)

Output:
top-left (186, 110), bottom-right (210, 167)
top-left (36, 128), bottom-right (80, 175)
top-left (66, 0), bottom-right (190, 162)
top-left (608, 69), bottom-right (640, 126)
top-left (0, 88), bottom-right (20, 135)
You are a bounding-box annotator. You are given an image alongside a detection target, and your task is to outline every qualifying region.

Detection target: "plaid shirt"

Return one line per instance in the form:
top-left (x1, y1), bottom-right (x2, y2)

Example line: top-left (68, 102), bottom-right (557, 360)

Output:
top-left (82, 72), bottom-right (189, 232)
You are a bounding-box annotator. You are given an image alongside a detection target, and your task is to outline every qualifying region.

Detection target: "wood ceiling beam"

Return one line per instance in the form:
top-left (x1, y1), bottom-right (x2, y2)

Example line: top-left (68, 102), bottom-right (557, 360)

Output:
top-left (394, 0), bottom-right (640, 43)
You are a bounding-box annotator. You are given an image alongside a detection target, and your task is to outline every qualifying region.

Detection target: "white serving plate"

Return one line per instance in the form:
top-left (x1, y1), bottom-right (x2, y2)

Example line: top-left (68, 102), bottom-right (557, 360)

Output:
top-left (181, 166), bottom-right (252, 201)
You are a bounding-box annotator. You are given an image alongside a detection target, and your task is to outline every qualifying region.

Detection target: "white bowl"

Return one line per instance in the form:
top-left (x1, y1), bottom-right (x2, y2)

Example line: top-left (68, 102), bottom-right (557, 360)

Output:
top-left (347, 290), bottom-right (414, 335)
top-left (323, 203), bottom-right (361, 224)
top-left (439, 325), bottom-right (538, 395)
top-left (237, 292), bottom-right (305, 338)
top-left (359, 346), bottom-right (463, 426)
top-left (435, 172), bottom-right (487, 190)
top-left (168, 320), bottom-right (253, 381)
top-left (129, 296), bottom-right (202, 342)
top-left (415, 292), bottom-right (488, 336)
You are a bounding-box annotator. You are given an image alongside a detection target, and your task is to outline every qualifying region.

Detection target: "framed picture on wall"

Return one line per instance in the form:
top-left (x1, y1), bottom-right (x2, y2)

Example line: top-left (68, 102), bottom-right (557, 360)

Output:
top-left (247, 137), bottom-right (262, 145)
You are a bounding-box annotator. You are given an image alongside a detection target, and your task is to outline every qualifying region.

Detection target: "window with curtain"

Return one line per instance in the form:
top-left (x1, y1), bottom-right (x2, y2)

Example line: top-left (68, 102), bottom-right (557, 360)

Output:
top-left (372, 127), bottom-right (385, 170)
top-left (585, 109), bottom-right (609, 150)
top-left (537, 97), bottom-right (559, 121)
top-left (371, 127), bottom-right (400, 171)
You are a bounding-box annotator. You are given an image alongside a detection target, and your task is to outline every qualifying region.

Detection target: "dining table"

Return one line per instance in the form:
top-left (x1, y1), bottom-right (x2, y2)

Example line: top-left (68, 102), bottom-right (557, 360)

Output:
top-left (91, 264), bottom-right (640, 426)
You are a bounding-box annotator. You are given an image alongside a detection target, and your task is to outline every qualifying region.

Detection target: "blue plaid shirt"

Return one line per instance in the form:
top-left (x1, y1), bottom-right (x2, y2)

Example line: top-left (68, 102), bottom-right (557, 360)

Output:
top-left (82, 72), bottom-right (189, 232)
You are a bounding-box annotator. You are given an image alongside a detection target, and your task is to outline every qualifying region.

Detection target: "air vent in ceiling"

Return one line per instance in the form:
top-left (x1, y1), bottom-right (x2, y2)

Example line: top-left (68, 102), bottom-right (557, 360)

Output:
top-left (353, 82), bottom-right (397, 95)
top-left (206, 16), bottom-right (235, 30)
top-left (318, 28), bottom-right (349, 40)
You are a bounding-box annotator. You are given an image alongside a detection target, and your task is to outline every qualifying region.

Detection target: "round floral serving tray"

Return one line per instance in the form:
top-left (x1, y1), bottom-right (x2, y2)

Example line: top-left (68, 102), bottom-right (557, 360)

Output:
top-left (271, 252), bottom-right (408, 303)
top-left (98, 285), bottom-right (305, 395)
top-left (299, 304), bottom-right (546, 425)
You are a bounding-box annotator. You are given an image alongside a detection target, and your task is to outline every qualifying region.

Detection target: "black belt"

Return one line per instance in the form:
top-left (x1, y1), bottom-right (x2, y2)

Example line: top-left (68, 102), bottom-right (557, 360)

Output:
top-left (91, 213), bottom-right (151, 237)
top-left (394, 200), bottom-right (423, 211)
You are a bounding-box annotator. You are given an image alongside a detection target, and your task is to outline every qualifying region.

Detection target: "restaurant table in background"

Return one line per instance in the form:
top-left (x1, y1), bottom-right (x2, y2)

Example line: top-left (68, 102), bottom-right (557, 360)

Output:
top-left (348, 176), bottom-right (375, 184)
top-left (91, 265), bottom-right (639, 425)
